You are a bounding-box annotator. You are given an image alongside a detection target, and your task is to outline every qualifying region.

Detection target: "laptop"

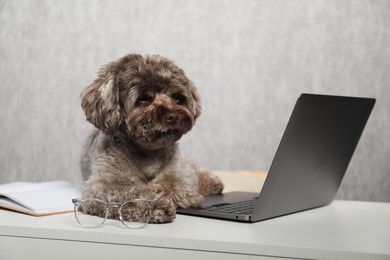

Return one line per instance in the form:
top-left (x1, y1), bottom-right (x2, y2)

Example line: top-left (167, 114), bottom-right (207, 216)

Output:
top-left (177, 93), bottom-right (376, 222)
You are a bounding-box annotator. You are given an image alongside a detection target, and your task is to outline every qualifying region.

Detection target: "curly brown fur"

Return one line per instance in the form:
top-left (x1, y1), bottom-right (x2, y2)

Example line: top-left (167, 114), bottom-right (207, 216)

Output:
top-left (80, 54), bottom-right (223, 223)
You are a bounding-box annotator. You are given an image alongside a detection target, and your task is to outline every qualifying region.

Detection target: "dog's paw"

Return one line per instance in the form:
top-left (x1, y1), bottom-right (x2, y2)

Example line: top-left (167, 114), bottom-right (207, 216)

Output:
top-left (147, 183), bottom-right (176, 223)
top-left (197, 170), bottom-right (224, 196)
top-left (150, 205), bottom-right (176, 223)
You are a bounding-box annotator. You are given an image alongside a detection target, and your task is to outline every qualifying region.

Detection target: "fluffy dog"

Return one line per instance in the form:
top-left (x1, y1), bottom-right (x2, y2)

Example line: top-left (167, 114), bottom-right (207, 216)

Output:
top-left (80, 54), bottom-right (223, 223)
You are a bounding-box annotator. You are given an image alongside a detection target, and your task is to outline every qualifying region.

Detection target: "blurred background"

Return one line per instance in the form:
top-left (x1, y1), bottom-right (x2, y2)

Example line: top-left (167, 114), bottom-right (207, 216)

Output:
top-left (1, 0), bottom-right (389, 202)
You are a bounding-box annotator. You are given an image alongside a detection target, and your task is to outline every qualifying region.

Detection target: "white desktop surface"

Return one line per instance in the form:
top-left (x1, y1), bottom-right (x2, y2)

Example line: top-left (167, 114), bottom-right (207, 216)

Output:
top-left (0, 200), bottom-right (389, 260)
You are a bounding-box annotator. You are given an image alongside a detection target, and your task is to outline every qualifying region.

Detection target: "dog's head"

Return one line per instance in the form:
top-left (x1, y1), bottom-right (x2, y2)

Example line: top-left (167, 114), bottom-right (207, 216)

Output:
top-left (81, 54), bottom-right (201, 150)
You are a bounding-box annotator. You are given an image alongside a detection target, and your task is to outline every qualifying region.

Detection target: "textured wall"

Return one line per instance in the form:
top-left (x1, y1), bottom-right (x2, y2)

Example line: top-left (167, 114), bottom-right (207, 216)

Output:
top-left (1, 0), bottom-right (389, 201)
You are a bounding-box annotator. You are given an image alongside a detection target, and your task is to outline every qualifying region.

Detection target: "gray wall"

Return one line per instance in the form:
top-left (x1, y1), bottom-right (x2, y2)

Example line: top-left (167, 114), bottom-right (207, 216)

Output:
top-left (1, 0), bottom-right (389, 202)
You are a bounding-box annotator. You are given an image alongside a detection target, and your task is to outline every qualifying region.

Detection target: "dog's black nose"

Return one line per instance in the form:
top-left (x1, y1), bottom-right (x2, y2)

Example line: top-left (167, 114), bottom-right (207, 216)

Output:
top-left (165, 112), bottom-right (179, 125)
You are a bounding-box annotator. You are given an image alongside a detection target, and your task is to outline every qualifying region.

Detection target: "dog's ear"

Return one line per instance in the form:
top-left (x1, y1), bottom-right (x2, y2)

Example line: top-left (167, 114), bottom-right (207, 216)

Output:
top-left (188, 82), bottom-right (202, 119)
top-left (80, 69), bottom-right (122, 136)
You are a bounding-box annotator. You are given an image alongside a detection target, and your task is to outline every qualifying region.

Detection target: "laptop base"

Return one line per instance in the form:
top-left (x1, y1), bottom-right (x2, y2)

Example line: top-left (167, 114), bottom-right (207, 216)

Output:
top-left (177, 192), bottom-right (258, 222)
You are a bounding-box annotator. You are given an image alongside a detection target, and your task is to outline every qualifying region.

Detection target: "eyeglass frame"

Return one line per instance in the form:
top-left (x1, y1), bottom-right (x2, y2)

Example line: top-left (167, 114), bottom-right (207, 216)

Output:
top-left (72, 198), bottom-right (157, 229)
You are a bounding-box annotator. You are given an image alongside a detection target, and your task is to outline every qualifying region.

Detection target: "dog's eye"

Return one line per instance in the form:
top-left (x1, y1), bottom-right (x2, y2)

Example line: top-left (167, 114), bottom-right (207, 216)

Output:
top-left (172, 94), bottom-right (187, 105)
top-left (136, 94), bottom-right (154, 105)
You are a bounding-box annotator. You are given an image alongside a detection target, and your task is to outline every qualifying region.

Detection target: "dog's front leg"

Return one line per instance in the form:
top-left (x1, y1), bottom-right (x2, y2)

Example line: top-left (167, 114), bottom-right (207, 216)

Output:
top-left (148, 183), bottom-right (176, 223)
top-left (169, 181), bottom-right (204, 209)
top-left (147, 181), bottom-right (204, 222)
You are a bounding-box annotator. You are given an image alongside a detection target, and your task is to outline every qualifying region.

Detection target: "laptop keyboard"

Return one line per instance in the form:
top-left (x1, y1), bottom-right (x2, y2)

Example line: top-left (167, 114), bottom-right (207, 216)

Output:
top-left (205, 199), bottom-right (257, 215)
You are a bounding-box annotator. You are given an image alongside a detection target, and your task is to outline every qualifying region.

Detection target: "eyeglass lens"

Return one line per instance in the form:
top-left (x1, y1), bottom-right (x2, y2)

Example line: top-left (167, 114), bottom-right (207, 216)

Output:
top-left (74, 199), bottom-right (107, 228)
top-left (120, 200), bottom-right (151, 229)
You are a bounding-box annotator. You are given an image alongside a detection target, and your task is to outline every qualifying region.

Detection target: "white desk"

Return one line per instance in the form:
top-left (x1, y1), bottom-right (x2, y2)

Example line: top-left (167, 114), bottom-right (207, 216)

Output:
top-left (0, 200), bottom-right (389, 260)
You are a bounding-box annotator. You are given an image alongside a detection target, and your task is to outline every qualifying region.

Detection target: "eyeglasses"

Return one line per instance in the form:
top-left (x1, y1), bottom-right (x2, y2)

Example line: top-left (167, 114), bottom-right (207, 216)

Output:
top-left (72, 198), bottom-right (156, 229)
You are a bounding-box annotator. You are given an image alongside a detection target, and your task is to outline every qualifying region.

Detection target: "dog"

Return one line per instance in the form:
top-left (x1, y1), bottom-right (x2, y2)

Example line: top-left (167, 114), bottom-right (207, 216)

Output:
top-left (79, 54), bottom-right (224, 223)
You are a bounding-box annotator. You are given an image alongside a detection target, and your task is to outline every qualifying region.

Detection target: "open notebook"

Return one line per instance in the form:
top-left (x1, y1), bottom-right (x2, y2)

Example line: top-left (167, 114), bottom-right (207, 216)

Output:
top-left (0, 181), bottom-right (81, 216)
